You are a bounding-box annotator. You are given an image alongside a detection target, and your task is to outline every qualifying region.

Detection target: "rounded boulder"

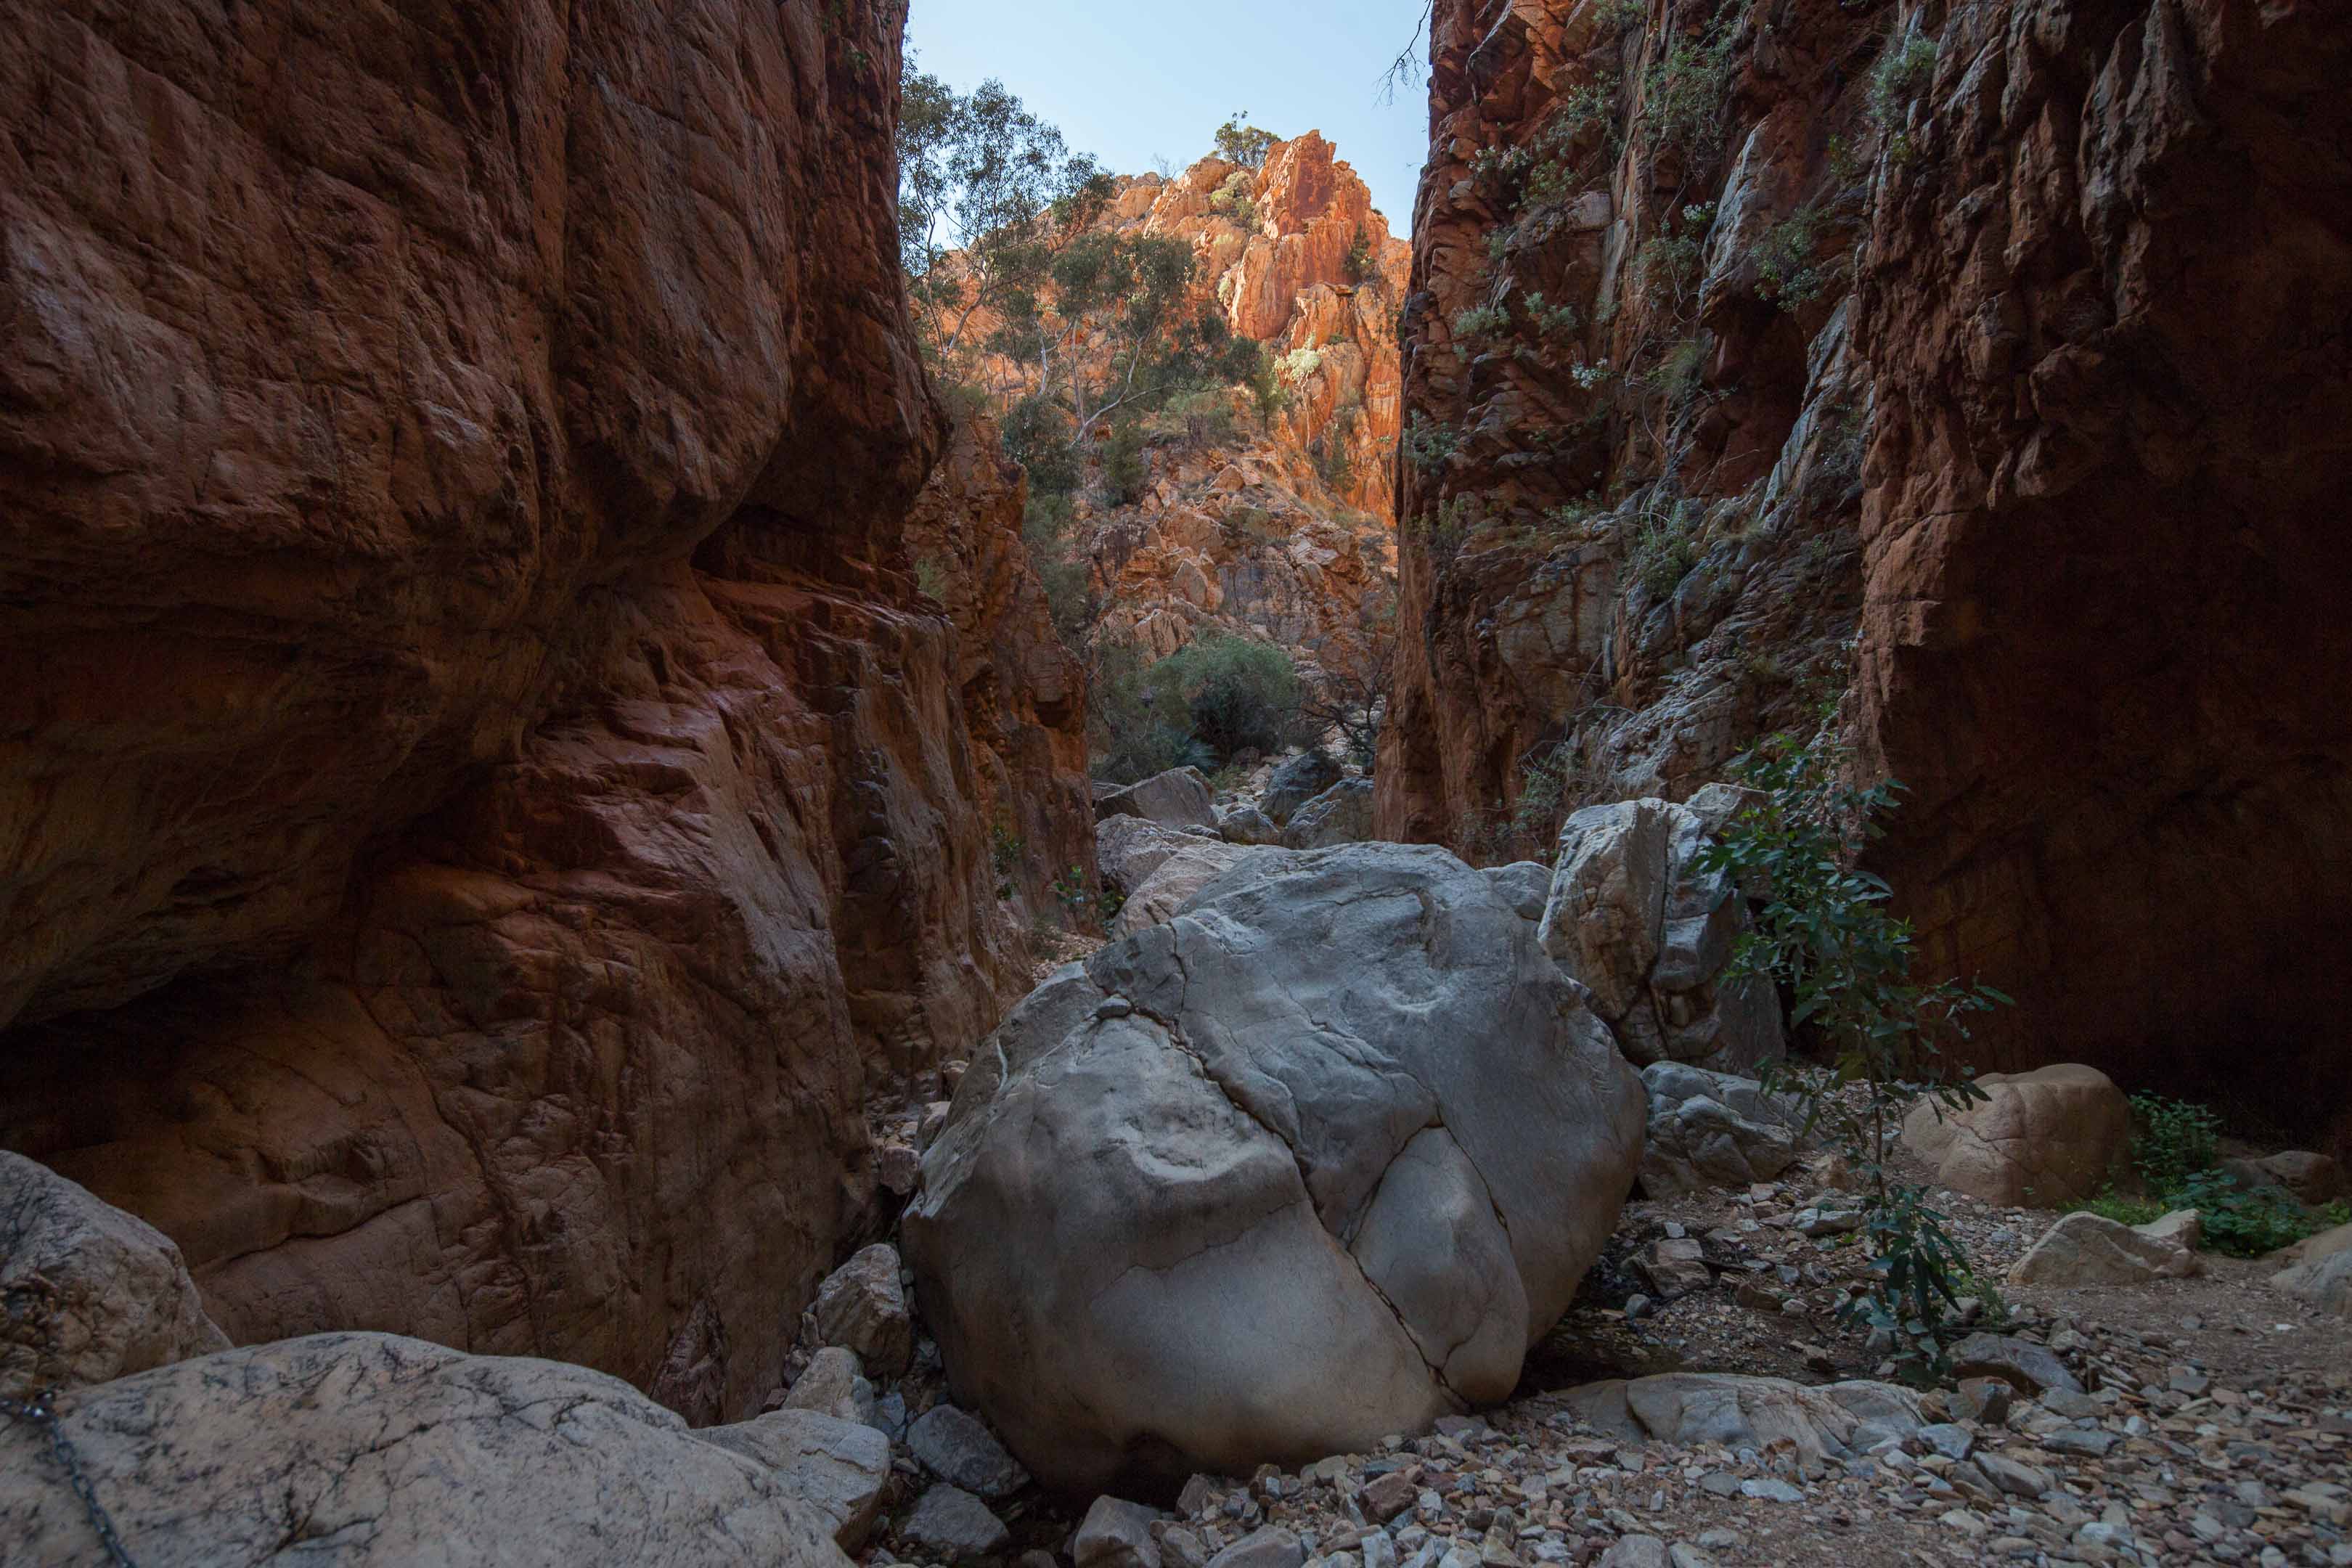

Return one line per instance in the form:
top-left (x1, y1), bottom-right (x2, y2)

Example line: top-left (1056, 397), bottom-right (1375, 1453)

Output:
top-left (904, 844), bottom-right (1646, 1493)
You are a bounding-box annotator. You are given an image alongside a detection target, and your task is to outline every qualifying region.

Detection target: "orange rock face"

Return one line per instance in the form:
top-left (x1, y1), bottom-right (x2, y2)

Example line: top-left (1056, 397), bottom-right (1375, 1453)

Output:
top-left (1382, 0), bottom-right (2351, 1150)
top-left (0, 0), bottom-right (1090, 1419)
top-left (943, 133), bottom-right (1411, 670)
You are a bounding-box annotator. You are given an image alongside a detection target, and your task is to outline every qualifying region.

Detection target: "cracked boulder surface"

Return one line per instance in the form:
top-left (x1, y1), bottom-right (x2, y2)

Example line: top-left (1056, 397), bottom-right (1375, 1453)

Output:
top-left (902, 843), bottom-right (1646, 1495)
top-left (0, 1331), bottom-right (852, 1567)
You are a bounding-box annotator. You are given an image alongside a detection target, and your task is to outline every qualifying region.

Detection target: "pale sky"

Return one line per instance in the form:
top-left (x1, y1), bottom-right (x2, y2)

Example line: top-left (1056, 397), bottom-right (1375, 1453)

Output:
top-left (903, 0), bottom-right (1434, 236)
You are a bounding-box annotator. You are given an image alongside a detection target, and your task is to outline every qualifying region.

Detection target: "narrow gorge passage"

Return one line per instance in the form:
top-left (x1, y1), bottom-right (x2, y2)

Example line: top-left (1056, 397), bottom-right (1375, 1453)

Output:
top-left (1, 1), bottom-right (2347, 1565)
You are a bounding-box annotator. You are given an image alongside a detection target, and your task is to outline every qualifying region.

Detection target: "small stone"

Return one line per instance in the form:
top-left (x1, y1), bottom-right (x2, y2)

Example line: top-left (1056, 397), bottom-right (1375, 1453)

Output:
top-left (1739, 1478), bottom-right (1804, 1503)
top-left (785, 1346), bottom-right (874, 1424)
top-left (1177, 1477), bottom-right (1221, 1519)
top-left (1363, 1471), bottom-right (1418, 1522)
top-left (1205, 1525), bottom-right (1306, 1568)
top-left (909, 1404), bottom-right (1030, 1498)
top-left (1666, 1547), bottom-right (1716, 1568)
top-left (918, 1100), bottom-right (953, 1149)
top-left (900, 1485), bottom-right (1010, 1561)
top-left (1623, 1294), bottom-right (1652, 1322)
top-left (1916, 1424), bottom-right (1975, 1461)
top-left (1975, 1453), bottom-right (2052, 1499)
top-left (1596, 1539), bottom-right (1668, 1568)
top-left (1078, 1497), bottom-right (1168, 1568)
top-left (2041, 1428), bottom-right (2120, 1458)
top-left (877, 1141), bottom-right (923, 1196)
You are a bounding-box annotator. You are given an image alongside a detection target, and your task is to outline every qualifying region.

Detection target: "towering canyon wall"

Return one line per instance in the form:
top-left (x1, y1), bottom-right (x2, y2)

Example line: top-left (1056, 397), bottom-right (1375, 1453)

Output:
top-left (0, 0), bottom-right (1089, 1421)
top-left (1382, 0), bottom-right (2351, 1146)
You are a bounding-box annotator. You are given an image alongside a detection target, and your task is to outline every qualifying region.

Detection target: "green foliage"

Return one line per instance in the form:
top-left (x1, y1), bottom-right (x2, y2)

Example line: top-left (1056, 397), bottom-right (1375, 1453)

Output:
top-left (1088, 634), bottom-right (1304, 782)
top-left (1593, 0), bottom-right (1647, 34)
top-left (2129, 1093), bottom-right (2221, 1196)
top-left (1755, 203), bottom-right (1841, 309)
top-left (1213, 112), bottom-right (1281, 171)
top-left (989, 822), bottom-right (1027, 898)
top-left (2179, 1172), bottom-right (2338, 1258)
top-left (1451, 303), bottom-right (1512, 343)
top-left (1523, 293), bottom-right (1582, 343)
top-left (1639, 14), bottom-right (1736, 166)
top-left (913, 552), bottom-right (951, 602)
top-left (1098, 421), bottom-right (1148, 506)
top-left (1869, 33), bottom-right (1939, 126)
top-left (1403, 413), bottom-right (1461, 474)
top-left (1209, 168), bottom-right (1261, 231)
top-left (1697, 732), bottom-right (2012, 1381)
top-left (1051, 863), bottom-right (1122, 926)
top-left (1311, 407), bottom-right (1359, 493)
top-left (1277, 345), bottom-right (1325, 385)
top-left (1343, 224), bottom-right (1375, 284)
top-left (2081, 1093), bottom-right (2349, 1258)
top-left (1628, 497), bottom-right (1702, 596)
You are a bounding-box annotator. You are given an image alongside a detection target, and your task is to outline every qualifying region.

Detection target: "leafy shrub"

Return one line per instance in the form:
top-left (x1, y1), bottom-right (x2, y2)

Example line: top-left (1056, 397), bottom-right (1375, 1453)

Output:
top-left (1755, 204), bottom-right (1842, 309)
top-left (1451, 303), bottom-right (1512, 343)
top-left (1343, 224), bottom-right (1374, 283)
top-left (1089, 634), bottom-right (1304, 780)
top-left (1403, 413), bottom-right (1460, 473)
top-left (2129, 1093), bottom-right (2221, 1195)
top-left (1697, 733), bottom-right (2011, 1381)
top-left (2078, 1093), bottom-right (2348, 1258)
top-left (1098, 422), bottom-right (1148, 505)
top-left (1627, 497), bottom-right (1702, 596)
top-left (1213, 113), bottom-right (1280, 171)
top-left (1640, 17), bottom-right (1736, 166)
top-left (1209, 169), bottom-right (1260, 230)
top-left (1278, 345), bottom-right (1324, 385)
top-left (1869, 33), bottom-right (1939, 126)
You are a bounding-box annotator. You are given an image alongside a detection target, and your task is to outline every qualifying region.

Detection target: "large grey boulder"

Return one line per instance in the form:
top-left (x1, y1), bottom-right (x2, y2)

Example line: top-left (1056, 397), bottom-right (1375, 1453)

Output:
top-left (1108, 841), bottom-right (1293, 938)
top-left (0, 1333), bottom-right (850, 1567)
top-left (1558, 1373), bottom-right (1926, 1461)
top-left (1097, 814), bottom-right (1217, 894)
top-left (1536, 799), bottom-right (1781, 1075)
top-left (1638, 1063), bottom-right (1800, 1196)
top-left (1095, 768), bottom-right (1217, 831)
top-left (1259, 751), bottom-right (1343, 825)
top-left (1281, 779), bottom-right (1376, 849)
top-left (1, 1151), bottom-right (229, 1395)
top-left (696, 1408), bottom-right (892, 1548)
top-left (905, 844), bottom-right (1646, 1493)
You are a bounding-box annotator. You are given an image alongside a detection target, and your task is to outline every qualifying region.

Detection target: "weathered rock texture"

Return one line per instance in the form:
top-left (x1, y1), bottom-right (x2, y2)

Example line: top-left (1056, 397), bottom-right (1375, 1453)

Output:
top-left (905, 415), bottom-right (1095, 908)
top-left (1900, 1063), bottom-right (2129, 1208)
top-left (1538, 796), bottom-right (1779, 1074)
top-left (0, 1151), bottom-right (228, 1395)
top-left (0, 0), bottom-right (1087, 1422)
top-left (0, 1332), bottom-right (852, 1567)
top-left (1849, 1), bottom-right (2352, 1145)
top-left (1381, 0), bottom-right (2351, 1147)
top-left (905, 844), bottom-right (1646, 1493)
top-left (945, 134), bottom-right (1413, 673)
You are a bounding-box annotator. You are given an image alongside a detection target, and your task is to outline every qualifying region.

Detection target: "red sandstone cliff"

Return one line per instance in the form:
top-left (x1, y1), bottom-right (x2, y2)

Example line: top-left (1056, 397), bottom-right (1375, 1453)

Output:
top-left (0, 0), bottom-right (1089, 1421)
top-left (1381, 0), bottom-right (2350, 1148)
